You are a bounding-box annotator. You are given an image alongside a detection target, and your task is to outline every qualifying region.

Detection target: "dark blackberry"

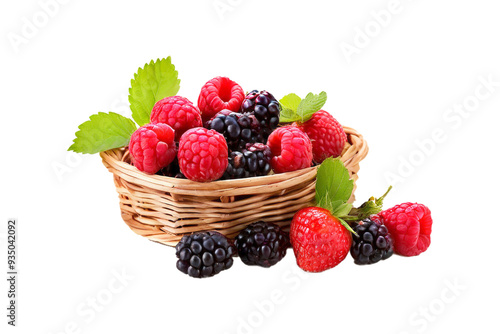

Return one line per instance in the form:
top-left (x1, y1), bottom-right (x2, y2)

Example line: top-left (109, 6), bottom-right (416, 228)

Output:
top-left (156, 157), bottom-right (186, 178)
top-left (241, 90), bottom-right (281, 141)
top-left (175, 231), bottom-right (236, 278)
top-left (235, 221), bottom-right (289, 267)
top-left (206, 110), bottom-right (261, 151)
top-left (223, 143), bottom-right (272, 179)
top-left (350, 218), bottom-right (394, 265)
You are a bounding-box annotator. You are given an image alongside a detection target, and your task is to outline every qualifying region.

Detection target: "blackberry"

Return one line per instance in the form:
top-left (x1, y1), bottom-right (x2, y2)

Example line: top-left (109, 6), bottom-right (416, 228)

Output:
top-left (235, 221), bottom-right (289, 267)
top-left (223, 143), bottom-right (272, 179)
top-left (241, 90), bottom-right (281, 141)
top-left (156, 156), bottom-right (185, 178)
top-left (175, 231), bottom-right (236, 278)
top-left (350, 218), bottom-right (394, 265)
top-left (206, 110), bottom-right (261, 151)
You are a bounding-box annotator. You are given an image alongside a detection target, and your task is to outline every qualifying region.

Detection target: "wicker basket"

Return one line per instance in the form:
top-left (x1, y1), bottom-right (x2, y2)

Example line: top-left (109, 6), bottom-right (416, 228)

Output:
top-left (100, 126), bottom-right (368, 246)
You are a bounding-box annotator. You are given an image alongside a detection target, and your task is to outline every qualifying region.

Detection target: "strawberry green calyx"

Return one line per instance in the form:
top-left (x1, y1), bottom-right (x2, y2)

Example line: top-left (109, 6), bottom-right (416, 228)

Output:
top-left (314, 158), bottom-right (393, 236)
top-left (343, 186), bottom-right (393, 223)
top-left (279, 91), bottom-right (327, 123)
top-left (314, 157), bottom-right (357, 235)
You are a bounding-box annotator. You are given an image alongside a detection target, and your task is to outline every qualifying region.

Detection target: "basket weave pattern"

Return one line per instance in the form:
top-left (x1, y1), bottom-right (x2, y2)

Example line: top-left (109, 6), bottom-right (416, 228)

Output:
top-left (100, 126), bottom-right (368, 246)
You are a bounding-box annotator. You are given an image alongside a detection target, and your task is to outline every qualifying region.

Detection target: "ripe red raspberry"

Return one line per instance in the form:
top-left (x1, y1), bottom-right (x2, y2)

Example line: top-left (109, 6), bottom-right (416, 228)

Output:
top-left (290, 207), bottom-right (352, 272)
top-left (178, 127), bottom-right (228, 182)
top-left (150, 96), bottom-right (202, 141)
top-left (267, 126), bottom-right (313, 173)
top-left (129, 123), bottom-right (176, 174)
top-left (376, 203), bottom-right (433, 257)
top-left (197, 77), bottom-right (245, 123)
top-left (297, 110), bottom-right (347, 163)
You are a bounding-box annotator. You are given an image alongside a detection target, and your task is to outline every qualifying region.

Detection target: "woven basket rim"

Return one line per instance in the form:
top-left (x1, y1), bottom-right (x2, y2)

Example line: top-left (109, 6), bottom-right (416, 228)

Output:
top-left (100, 125), bottom-right (368, 192)
top-left (99, 125), bottom-right (369, 246)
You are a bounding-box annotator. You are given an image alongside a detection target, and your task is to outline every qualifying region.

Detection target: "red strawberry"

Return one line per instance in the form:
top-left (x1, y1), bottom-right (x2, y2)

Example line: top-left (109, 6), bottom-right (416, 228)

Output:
top-left (376, 203), bottom-right (432, 256)
top-left (296, 110), bottom-right (346, 163)
top-left (290, 207), bottom-right (352, 272)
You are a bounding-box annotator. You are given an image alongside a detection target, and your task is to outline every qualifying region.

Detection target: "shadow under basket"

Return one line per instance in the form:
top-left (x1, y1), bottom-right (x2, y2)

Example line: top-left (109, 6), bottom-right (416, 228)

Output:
top-left (100, 126), bottom-right (368, 247)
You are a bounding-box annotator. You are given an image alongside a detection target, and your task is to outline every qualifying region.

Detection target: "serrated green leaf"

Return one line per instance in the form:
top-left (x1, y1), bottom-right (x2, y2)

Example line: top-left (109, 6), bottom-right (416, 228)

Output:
top-left (338, 217), bottom-right (357, 236)
top-left (332, 202), bottom-right (353, 218)
top-left (279, 108), bottom-right (298, 123)
top-left (280, 93), bottom-right (302, 112)
top-left (279, 93), bottom-right (301, 123)
top-left (68, 112), bottom-right (137, 154)
top-left (129, 57), bottom-right (180, 126)
top-left (297, 91), bottom-right (327, 122)
top-left (315, 157), bottom-right (354, 208)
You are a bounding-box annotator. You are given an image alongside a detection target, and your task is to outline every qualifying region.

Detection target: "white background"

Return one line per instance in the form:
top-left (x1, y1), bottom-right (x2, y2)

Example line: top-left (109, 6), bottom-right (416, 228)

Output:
top-left (1, 0), bottom-right (499, 333)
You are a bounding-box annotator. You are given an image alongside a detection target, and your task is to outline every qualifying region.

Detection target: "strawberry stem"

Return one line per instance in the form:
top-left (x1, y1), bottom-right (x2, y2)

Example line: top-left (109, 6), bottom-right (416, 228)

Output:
top-left (342, 186), bottom-right (393, 223)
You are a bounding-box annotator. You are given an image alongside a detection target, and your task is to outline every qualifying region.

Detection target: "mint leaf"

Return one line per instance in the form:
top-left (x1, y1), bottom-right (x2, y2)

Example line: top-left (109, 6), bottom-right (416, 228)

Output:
top-left (279, 107), bottom-right (298, 123)
top-left (68, 112), bottom-right (137, 154)
top-left (280, 93), bottom-right (302, 112)
top-left (129, 57), bottom-right (180, 126)
top-left (279, 93), bottom-right (301, 123)
top-left (297, 91), bottom-right (327, 122)
top-left (315, 157), bottom-right (354, 207)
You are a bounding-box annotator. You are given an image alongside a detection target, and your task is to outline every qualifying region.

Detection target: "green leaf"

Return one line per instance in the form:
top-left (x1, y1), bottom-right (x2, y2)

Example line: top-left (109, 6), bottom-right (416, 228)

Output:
top-left (279, 107), bottom-right (298, 123)
top-left (338, 217), bottom-right (357, 236)
top-left (315, 157), bottom-right (354, 207)
top-left (68, 112), bottom-right (137, 154)
top-left (280, 93), bottom-right (302, 112)
top-left (297, 91), bottom-right (327, 122)
top-left (315, 157), bottom-right (357, 236)
top-left (279, 93), bottom-right (301, 123)
top-left (343, 186), bottom-right (393, 222)
top-left (129, 57), bottom-right (180, 126)
top-left (332, 202), bottom-right (353, 218)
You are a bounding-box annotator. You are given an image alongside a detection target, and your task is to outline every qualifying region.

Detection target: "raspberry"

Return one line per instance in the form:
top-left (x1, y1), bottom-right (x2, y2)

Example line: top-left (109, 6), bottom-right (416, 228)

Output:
top-left (197, 77), bottom-right (245, 123)
top-left (175, 231), bottom-right (236, 278)
top-left (223, 143), bottom-right (272, 179)
top-left (150, 96), bottom-right (202, 141)
top-left (129, 123), bottom-right (176, 174)
top-left (241, 90), bottom-right (281, 141)
top-left (290, 207), bottom-right (351, 272)
top-left (206, 111), bottom-right (261, 151)
top-left (267, 126), bottom-right (313, 174)
top-left (235, 221), bottom-right (289, 267)
top-left (377, 203), bottom-right (433, 257)
top-left (350, 218), bottom-right (394, 265)
top-left (178, 127), bottom-right (228, 182)
top-left (297, 110), bottom-right (347, 163)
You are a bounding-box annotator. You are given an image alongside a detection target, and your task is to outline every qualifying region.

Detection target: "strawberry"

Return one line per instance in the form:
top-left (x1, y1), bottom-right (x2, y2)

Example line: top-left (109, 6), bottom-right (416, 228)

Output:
top-left (290, 207), bottom-right (352, 272)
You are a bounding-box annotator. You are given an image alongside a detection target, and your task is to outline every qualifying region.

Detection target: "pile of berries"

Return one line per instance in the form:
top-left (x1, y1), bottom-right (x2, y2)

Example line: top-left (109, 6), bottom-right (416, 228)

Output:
top-left (289, 202), bottom-right (433, 272)
top-left (70, 58), bottom-right (435, 280)
top-left (128, 76), bottom-right (347, 182)
top-left (124, 74), bottom-right (434, 278)
top-left (175, 221), bottom-right (290, 278)
top-left (173, 200), bottom-right (433, 278)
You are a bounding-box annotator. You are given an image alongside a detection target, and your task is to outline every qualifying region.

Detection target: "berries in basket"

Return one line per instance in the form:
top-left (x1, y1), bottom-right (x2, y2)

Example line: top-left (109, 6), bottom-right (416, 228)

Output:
top-left (69, 57), bottom-right (433, 278)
